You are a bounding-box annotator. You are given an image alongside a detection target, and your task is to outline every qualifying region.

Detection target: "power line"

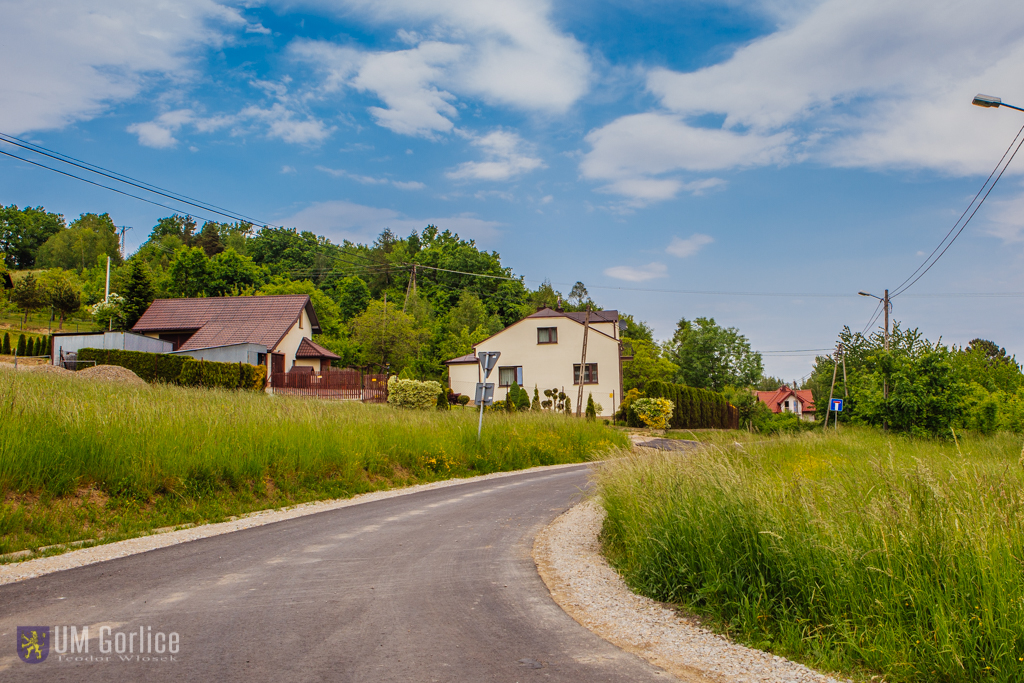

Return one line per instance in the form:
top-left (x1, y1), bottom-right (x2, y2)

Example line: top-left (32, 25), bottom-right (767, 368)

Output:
top-left (891, 122), bottom-right (1024, 298)
top-left (0, 148), bottom-right (231, 225)
top-left (0, 132), bottom-right (277, 227)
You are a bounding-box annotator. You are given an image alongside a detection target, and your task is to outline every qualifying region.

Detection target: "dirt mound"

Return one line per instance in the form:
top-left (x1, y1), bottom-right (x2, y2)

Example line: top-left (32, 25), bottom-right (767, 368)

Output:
top-left (21, 364), bottom-right (73, 375)
top-left (76, 364), bottom-right (147, 386)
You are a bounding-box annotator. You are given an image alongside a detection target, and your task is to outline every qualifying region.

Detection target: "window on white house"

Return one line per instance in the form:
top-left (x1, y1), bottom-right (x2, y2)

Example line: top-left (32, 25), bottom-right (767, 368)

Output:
top-left (537, 327), bottom-right (558, 344)
top-left (784, 400), bottom-right (790, 409)
top-left (573, 363), bottom-right (598, 385)
top-left (498, 366), bottom-right (523, 387)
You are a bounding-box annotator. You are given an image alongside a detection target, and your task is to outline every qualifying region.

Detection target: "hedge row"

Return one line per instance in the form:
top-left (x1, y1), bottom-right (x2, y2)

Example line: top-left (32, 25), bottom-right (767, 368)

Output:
top-left (640, 380), bottom-right (739, 430)
top-left (77, 348), bottom-right (266, 391)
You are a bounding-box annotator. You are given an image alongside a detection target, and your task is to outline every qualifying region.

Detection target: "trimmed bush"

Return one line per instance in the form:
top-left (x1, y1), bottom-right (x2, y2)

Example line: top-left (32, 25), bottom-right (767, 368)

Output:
top-left (631, 397), bottom-right (674, 429)
top-left (387, 376), bottom-right (444, 409)
top-left (1, 333), bottom-right (9, 355)
top-left (16, 334), bottom-right (26, 356)
top-left (76, 348), bottom-right (266, 391)
top-left (585, 393), bottom-right (598, 421)
top-left (457, 394), bottom-right (470, 406)
top-left (436, 390), bottom-right (449, 410)
top-left (638, 380), bottom-right (739, 430)
top-left (178, 358), bottom-right (267, 391)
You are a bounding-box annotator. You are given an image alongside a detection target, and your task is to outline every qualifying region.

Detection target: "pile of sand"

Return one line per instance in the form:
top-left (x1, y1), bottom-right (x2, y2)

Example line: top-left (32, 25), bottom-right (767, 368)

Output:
top-left (76, 364), bottom-right (147, 386)
top-left (21, 364), bottom-right (72, 375)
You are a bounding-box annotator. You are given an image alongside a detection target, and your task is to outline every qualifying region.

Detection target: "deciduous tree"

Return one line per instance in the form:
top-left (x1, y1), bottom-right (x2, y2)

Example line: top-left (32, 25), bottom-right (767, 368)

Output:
top-left (664, 317), bottom-right (763, 391)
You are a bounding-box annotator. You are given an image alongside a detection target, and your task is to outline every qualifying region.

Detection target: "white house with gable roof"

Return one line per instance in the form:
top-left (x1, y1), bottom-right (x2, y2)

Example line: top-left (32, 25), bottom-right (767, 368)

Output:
top-left (444, 307), bottom-right (631, 417)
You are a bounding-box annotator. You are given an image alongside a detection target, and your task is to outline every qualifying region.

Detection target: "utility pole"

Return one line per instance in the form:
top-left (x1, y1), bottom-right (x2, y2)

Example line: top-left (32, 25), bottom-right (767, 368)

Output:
top-left (575, 306), bottom-right (591, 417)
top-left (883, 289), bottom-right (890, 352)
top-left (824, 344), bottom-right (839, 430)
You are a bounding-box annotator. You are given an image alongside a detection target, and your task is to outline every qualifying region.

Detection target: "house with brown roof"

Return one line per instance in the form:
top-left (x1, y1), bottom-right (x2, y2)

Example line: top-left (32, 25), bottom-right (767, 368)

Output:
top-left (755, 386), bottom-right (816, 421)
top-left (132, 295), bottom-right (339, 377)
top-left (444, 307), bottom-right (629, 417)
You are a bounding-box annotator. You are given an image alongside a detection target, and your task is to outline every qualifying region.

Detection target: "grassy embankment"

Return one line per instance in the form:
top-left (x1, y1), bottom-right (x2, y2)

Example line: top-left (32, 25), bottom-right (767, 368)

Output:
top-left (598, 428), bottom-right (1024, 683)
top-left (0, 371), bottom-right (625, 560)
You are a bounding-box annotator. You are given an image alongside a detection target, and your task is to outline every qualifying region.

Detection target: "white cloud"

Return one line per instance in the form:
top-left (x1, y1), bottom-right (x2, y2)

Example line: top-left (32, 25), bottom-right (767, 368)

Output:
top-left (603, 262), bottom-right (668, 282)
top-left (282, 199), bottom-right (500, 243)
top-left (286, 0), bottom-right (591, 137)
top-left (281, 165), bottom-right (297, 174)
top-left (126, 108), bottom-right (230, 148)
top-left (667, 234), bottom-right (714, 258)
top-left (241, 103), bottom-right (334, 144)
top-left (0, 0), bottom-right (244, 135)
top-left (447, 129), bottom-right (545, 181)
top-left (985, 188), bottom-right (1024, 243)
top-left (581, 0), bottom-right (1024, 203)
top-left (316, 166), bottom-right (425, 190)
top-left (581, 113), bottom-right (789, 204)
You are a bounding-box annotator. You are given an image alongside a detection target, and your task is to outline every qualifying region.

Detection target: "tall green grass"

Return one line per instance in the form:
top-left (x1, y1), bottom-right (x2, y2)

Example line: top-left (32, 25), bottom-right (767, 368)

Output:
top-left (598, 429), bottom-right (1024, 682)
top-left (0, 371), bottom-right (624, 556)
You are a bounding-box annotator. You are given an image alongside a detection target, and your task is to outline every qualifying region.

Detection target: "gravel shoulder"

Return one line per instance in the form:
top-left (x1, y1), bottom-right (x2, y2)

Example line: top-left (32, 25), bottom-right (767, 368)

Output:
top-left (534, 499), bottom-right (850, 683)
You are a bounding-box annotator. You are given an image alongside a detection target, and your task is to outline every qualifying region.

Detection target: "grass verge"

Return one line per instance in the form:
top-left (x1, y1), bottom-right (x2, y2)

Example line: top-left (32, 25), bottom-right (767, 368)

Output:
top-left (597, 428), bottom-right (1024, 683)
top-left (0, 370), bottom-right (625, 560)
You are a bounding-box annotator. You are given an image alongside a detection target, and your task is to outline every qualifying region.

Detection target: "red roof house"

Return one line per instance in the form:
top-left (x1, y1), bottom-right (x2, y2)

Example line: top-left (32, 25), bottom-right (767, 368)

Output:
top-left (755, 386), bottom-right (816, 421)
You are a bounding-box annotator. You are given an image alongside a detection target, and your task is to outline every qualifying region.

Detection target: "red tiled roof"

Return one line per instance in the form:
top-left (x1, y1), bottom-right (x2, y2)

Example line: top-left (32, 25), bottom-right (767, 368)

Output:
top-left (132, 295), bottom-right (319, 352)
top-left (295, 337), bottom-right (341, 360)
top-left (755, 387), bottom-right (816, 413)
top-left (444, 353), bottom-right (478, 365)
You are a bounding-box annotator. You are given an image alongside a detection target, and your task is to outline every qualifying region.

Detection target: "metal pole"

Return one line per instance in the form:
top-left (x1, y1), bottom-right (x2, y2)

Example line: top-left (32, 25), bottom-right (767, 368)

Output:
top-left (478, 400), bottom-right (485, 440)
top-left (824, 347), bottom-right (838, 430)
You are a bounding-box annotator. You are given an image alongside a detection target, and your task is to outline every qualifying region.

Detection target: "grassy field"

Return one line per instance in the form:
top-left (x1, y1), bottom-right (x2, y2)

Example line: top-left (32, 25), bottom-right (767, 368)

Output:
top-left (0, 370), bottom-right (625, 560)
top-left (598, 428), bottom-right (1024, 683)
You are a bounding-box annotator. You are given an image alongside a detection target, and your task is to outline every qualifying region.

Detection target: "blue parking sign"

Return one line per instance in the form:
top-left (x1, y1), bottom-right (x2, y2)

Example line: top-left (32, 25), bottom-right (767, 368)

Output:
top-left (830, 398), bottom-right (843, 412)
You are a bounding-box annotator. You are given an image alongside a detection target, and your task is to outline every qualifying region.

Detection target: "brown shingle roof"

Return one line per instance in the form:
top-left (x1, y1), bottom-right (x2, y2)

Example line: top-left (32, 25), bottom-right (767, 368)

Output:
top-left (295, 337), bottom-right (341, 360)
top-left (444, 353), bottom-right (478, 365)
top-left (528, 307), bottom-right (619, 324)
top-left (132, 295), bottom-right (319, 352)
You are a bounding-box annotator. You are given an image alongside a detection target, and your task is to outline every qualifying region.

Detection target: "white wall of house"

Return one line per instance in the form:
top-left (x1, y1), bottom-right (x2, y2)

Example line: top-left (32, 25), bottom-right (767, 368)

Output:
top-left (448, 315), bottom-right (622, 417)
top-left (273, 309), bottom-right (312, 369)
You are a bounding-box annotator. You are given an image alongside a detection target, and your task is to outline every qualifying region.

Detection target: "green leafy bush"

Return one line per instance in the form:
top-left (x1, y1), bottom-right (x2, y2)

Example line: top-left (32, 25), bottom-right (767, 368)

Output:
top-left (178, 358), bottom-right (267, 391)
top-left (457, 394), bottom-right (470, 406)
top-left (642, 380), bottom-right (738, 429)
top-left (585, 393), bottom-right (598, 421)
top-left (631, 397), bottom-right (673, 429)
top-left (76, 348), bottom-right (265, 390)
top-left (1, 333), bottom-right (9, 355)
top-left (387, 376), bottom-right (444, 409)
top-left (435, 390), bottom-right (449, 410)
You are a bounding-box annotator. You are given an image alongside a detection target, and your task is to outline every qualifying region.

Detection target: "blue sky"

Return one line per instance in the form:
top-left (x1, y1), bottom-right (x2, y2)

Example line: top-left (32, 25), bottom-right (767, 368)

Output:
top-left (3, 0), bottom-right (1024, 381)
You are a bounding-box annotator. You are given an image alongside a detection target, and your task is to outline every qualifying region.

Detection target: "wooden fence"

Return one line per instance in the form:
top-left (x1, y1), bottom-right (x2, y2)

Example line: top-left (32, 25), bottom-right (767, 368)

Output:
top-left (270, 369), bottom-right (388, 403)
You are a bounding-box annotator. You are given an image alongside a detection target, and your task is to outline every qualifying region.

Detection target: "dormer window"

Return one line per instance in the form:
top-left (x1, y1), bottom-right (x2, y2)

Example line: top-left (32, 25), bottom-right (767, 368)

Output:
top-left (538, 327), bottom-right (558, 344)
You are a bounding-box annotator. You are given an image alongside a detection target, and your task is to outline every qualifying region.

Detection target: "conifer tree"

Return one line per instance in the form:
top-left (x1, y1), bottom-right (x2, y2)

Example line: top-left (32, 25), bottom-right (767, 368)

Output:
top-left (16, 334), bottom-right (26, 356)
top-left (1, 332), bottom-right (9, 355)
top-left (585, 393), bottom-right (597, 421)
top-left (532, 385), bottom-right (541, 411)
top-left (122, 259), bottom-right (156, 329)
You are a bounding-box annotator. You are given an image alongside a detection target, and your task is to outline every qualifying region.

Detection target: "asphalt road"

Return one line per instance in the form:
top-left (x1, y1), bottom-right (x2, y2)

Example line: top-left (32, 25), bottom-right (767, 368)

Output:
top-left (0, 465), bottom-right (671, 682)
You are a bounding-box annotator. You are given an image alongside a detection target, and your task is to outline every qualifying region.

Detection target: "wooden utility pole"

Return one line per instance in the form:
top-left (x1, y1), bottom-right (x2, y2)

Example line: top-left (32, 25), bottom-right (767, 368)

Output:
top-left (575, 306), bottom-right (591, 417)
top-left (824, 344), bottom-right (839, 430)
top-left (402, 265), bottom-right (417, 312)
top-left (883, 288), bottom-right (890, 431)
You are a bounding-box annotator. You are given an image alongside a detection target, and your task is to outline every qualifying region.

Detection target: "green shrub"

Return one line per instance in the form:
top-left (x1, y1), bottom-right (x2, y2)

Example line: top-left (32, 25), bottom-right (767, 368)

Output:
top-left (76, 348), bottom-right (265, 390)
top-left (179, 358), bottom-right (266, 391)
top-left (585, 393), bottom-right (597, 421)
top-left (1, 333), bottom-right (9, 355)
top-left (435, 390), bottom-right (449, 410)
top-left (457, 394), bottom-right (470, 406)
top-left (387, 376), bottom-right (444, 409)
top-left (644, 380), bottom-right (738, 429)
top-left (631, 397), bottom-right (674, 429)
top-left (16, 334), bottom-right (26, 356)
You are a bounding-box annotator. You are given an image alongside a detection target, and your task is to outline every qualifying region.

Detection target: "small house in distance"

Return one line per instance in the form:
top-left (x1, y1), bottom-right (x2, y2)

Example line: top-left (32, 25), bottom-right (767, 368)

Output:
top-left (445, 307), bottom-right (628, 417)
top-left (755, 386), bottom-right (816, 421)
top-left (132, 295), bottom-right (339, 376)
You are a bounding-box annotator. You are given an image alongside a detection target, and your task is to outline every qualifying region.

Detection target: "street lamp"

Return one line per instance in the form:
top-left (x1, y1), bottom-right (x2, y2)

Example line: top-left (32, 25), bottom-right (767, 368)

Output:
top-left (972, 94), bottom-right (1024, 113)
top-left (858, 290), bottom-right (890, 351)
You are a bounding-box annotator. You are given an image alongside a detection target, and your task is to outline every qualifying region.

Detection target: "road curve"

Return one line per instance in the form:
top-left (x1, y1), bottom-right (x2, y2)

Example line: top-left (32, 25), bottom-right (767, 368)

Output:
top-left (0, 464), bottom-right (671, 682)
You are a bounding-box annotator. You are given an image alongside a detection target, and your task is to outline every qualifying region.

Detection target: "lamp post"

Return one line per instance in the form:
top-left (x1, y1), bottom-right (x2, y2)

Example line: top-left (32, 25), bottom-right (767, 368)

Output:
top-left (858, 290), bottom-right (890, 351)
top-left (972, 94), bottom-right (1024, 112)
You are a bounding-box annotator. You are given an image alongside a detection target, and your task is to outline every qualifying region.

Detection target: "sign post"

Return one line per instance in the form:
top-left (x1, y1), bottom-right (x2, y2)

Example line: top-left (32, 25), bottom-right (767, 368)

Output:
top-left (476, 351), bottom-right (500, 440)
